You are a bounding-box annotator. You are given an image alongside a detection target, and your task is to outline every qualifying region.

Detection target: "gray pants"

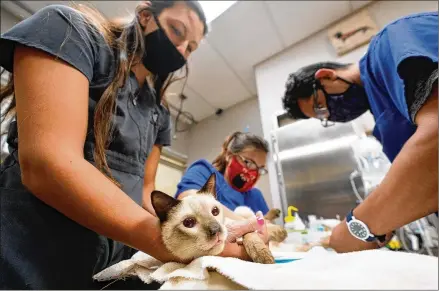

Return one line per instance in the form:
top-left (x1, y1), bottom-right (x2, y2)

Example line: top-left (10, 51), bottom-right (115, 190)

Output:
top-left (0, 153), bottom-right (159, 289)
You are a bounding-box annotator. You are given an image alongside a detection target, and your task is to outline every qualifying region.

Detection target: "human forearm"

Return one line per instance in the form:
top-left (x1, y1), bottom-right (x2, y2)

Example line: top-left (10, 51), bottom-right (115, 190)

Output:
top-left (354, 120), bottom-right (438, 235)
top-left (142, 144), bottom-right (162, 215)
top-left (220, 242), bottom-right (251, 261)
top-left (328, 89), bottom-right (438, 254)
top-left (21, 153), bottom-right (178, 263)
top-left (142, 183), bottom-right (156, 215)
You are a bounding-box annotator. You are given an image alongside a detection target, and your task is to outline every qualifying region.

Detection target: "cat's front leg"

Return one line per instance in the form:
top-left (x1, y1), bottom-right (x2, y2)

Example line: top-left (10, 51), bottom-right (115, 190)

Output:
top-left (242, 232), bottom-right (275, 264)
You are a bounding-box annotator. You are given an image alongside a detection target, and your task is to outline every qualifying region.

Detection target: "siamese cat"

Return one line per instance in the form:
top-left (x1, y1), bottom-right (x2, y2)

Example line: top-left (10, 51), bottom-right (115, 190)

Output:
top-left (151, 173), bottom-right (287, 264)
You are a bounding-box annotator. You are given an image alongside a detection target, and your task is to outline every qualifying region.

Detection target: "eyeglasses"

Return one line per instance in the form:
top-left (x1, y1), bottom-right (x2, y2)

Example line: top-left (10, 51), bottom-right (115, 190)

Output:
top-left (235, 154), bottom-right (268, 175)
top-left (313, 82), bottom-right (335, 128)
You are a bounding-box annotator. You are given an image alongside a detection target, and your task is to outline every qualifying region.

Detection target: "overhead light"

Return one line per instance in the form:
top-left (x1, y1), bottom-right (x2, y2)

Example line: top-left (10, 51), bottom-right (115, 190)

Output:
top-left (198, 1), bottom-right (237, 23)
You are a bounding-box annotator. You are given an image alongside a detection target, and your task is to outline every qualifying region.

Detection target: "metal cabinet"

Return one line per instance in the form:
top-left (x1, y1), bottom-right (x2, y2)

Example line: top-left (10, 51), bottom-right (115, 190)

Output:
top-left (271, 112), bottom-right (363, 220)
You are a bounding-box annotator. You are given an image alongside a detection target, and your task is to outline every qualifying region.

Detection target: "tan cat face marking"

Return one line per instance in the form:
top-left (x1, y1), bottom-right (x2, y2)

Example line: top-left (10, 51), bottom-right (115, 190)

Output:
top-left (151, 174), bottom-right (228, 260)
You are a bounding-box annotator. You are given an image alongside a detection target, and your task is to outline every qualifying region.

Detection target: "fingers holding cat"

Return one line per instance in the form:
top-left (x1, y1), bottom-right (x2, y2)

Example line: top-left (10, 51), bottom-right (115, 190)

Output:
top-left (225, 211), bottom-right (269, 244)
top-left (225, 218), bottom-right (256, 243)
top-left (230, 212), bottom-right (275, 264)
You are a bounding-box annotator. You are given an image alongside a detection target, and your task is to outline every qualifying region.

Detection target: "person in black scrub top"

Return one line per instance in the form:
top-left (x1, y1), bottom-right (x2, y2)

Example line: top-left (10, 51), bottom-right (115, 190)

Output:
top-left (0, 1), bottom-right (255, 289)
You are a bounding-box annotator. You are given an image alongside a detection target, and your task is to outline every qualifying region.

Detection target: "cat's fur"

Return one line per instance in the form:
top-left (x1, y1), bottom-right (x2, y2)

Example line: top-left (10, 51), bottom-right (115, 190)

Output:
top-left (151, 174), bottom-right (284, 264)
top-left (151, 176), bottom-right (227, 261)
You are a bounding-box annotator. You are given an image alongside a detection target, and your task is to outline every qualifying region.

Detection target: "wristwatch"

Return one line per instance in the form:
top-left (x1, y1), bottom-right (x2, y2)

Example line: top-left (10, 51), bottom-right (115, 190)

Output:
top-left (346, 209), bottom-right (386, 243)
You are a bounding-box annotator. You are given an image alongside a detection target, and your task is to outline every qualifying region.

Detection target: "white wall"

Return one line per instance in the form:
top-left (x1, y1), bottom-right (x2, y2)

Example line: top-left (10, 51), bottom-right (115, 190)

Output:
top-left (1, 9), bottom-right (21, 33)
top-left (169, 125), bottom-right (190, 157)
top-left (184, 97), bottom-right (273, 208)
top-left (155, 163), bottom-right (184, 197)
top-left (255, 0), bottom-right (438, 210)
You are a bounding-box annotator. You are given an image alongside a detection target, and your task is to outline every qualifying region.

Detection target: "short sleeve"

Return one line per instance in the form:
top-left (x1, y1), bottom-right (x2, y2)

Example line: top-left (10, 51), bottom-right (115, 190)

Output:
top-left (155, 108), bottom-right (172, 146)
top-left (0, 4), bottom-right (104, 82)
top-left (250, 188), bottom-right (269, 215)
top-left (400, 59), bottom-right (438, 122)
top-left (369, 12), bottom-right (438, 121)
top-left (175, 161), bottom-right (212, 198)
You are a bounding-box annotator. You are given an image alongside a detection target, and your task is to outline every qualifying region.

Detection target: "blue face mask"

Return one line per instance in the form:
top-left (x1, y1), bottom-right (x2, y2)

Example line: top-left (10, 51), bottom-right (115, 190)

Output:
top-left (316, 77), bottom-right (370, 123)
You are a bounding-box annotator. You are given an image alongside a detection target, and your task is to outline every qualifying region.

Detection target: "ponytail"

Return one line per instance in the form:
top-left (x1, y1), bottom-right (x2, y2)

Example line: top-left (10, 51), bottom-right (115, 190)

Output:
top-left (212, 131), bottom-right (241, 173)
top-left (212, 131), bottom-right (269, 174)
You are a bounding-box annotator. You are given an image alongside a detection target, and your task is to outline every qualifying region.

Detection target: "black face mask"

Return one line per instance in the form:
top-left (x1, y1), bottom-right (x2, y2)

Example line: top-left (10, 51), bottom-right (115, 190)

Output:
top-left (318, 77), bottom-right (370, 123)
top-left (142, 14), bottom-right (186, 75)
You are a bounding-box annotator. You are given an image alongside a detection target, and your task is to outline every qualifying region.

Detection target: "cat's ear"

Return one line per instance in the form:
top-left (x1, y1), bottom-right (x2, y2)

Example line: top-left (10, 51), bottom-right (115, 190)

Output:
top-left (198, 173), bottom-right (217, 199)
top-left (151, 190), bottom-right (180, 222)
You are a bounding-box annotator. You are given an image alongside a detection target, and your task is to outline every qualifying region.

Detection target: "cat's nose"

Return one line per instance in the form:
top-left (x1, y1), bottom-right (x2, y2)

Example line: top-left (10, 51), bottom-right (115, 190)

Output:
top-left (207, 222), bottom-right (221, 237)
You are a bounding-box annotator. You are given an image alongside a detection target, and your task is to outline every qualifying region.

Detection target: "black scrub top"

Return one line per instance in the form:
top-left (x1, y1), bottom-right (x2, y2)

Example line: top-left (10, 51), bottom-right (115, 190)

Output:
top-left (0, 5), bottom-right (171, 289)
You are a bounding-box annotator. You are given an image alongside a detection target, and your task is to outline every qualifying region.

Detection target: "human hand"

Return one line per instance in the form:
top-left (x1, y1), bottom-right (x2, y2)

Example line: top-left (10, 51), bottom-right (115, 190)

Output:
top-left (327, 219), bottom-right (380, 253)
top-left (377, 232), bottom-right (394, 248)
top-left (225, 211), bottom-right (269, 244)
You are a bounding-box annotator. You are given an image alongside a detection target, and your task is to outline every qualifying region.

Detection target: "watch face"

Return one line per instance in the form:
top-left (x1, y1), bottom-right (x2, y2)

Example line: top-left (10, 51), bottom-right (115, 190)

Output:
top-left (349, 221), bottom-right (368, 239)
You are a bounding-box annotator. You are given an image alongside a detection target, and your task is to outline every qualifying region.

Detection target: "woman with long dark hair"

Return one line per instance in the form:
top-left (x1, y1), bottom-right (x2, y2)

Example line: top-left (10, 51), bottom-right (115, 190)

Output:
top-left (0, 1), bottom-right (252, 289)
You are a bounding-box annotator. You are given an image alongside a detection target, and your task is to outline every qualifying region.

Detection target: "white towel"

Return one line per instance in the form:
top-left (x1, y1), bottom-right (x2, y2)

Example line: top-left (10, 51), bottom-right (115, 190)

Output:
top-left (93, 248), bottom-right (438, 290)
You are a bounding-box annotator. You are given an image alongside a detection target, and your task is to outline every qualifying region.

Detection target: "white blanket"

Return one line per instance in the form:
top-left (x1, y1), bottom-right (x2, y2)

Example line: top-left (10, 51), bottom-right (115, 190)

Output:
top-left (93, 248), bottom-right (438, 290)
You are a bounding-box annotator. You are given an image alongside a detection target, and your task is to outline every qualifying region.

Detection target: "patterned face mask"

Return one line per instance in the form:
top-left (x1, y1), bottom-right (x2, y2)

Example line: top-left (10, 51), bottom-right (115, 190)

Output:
top-left (316, 77), bottom-right (370, 125)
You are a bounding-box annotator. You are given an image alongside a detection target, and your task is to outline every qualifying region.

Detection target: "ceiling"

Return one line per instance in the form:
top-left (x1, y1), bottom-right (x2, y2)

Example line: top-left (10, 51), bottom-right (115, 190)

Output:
top-left (2, 0), bottom-right (372, 123)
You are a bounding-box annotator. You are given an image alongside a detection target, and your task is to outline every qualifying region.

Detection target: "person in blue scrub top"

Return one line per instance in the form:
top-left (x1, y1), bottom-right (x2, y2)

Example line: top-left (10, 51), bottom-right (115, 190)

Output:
top-left (175, 131), bottom-right (270, 216)
top-left (282, 11), bottom-right (438, 253)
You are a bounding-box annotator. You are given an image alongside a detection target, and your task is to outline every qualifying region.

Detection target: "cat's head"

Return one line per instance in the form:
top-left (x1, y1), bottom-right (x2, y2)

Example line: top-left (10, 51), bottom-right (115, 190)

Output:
top-left (151, 173), bottom-right (227, 261)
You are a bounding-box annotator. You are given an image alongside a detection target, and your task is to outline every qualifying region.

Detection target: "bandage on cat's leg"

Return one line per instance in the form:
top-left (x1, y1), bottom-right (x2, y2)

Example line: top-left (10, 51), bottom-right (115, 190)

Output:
top-left (254, 211), bottom-right (267, 235)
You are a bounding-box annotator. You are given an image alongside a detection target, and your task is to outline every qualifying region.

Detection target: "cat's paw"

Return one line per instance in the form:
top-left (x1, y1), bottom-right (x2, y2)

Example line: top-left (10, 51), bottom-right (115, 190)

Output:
top-left (264, 208), bottom-right (281, 222)
top-left (251, 247), bottom-right (275, 264)
top-left (268, 224), bottom-right (288, 243)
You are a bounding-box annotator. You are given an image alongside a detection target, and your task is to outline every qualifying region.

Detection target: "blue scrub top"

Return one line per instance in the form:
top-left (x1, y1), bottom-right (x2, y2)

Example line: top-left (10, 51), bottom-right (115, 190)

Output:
top-left (359, 11), bottom-right (438, 162)
top-left (175, 159), bottom-right (270, 215)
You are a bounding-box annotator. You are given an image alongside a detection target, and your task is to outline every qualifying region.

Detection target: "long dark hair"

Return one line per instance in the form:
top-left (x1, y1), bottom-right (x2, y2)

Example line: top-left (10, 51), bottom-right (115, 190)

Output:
top-left (212, 131), bottom-right (269, 174)
top-left (0, 1), bottom-right (207, 184)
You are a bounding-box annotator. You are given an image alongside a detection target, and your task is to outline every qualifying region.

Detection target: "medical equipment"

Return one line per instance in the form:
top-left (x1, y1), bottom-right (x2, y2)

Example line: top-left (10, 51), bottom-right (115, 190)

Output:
top-left (172, 93), bottom-right (196, 135)
top-left (274, 257), bottom-right (302, 264)
top-left (271, 113), bottom-right (361, 220)
top-left (397, 217), bottom-right (438, 255)
top-left (283, 205), bottom-right (306, 230)
top-left (349, 134), bottom-right (391, 201)
top-left (349, 134), bottom-right (438, 255)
